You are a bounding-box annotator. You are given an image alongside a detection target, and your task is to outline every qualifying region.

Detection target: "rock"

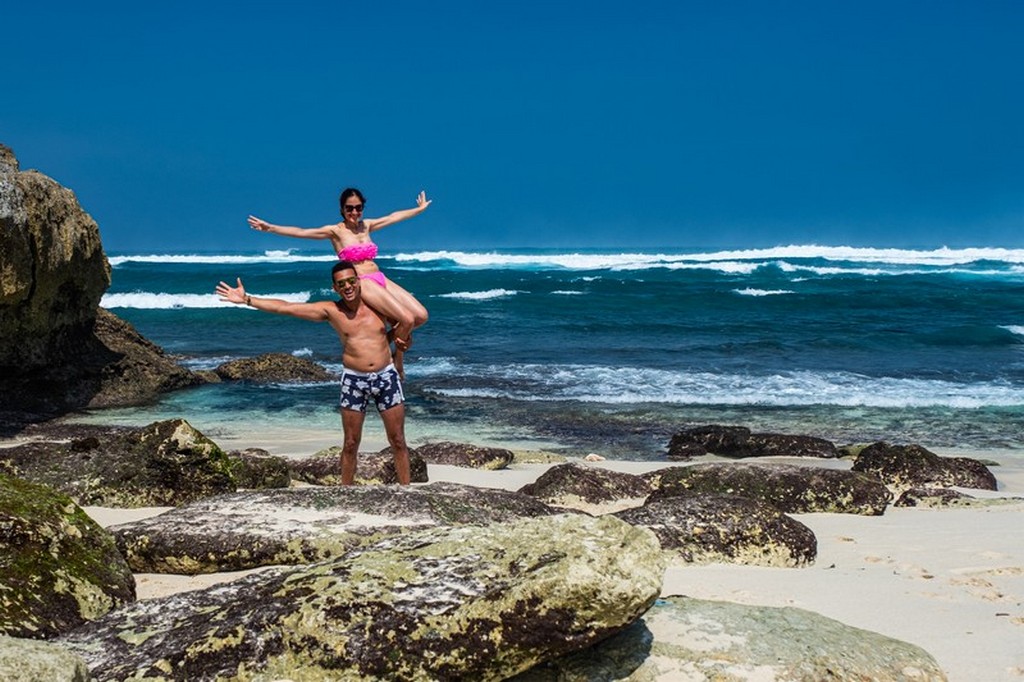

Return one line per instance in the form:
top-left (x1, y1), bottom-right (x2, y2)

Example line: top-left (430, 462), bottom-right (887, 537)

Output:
top-left (59, 515), bottom-right (666, 681)
top-left (291, 446), bottom-right (429, 484)
top-left (852, 442), bottom-right (997, 493)
top-left (111, 482), bottom-right (565, 573)
top-left (0, 635), bottom-right (90, 682)
top-left (515, 596), bottom-right (947, 681)
top-left (0, 474), bottom-right (135, 638)
top-left (667, 424), bottom-right (838, 459)
top-left (0, 419), bottom-right (236, 507)
top-left (414, 440), bottom-right (514, 469)
top-left (895, 487), bottom-right (977, 508)
top-left (518, 462), bottom-right (652, 514)
top-left (213, 352), bottom-right (336, 382)
top-left (0, 145), bottom-right (206, 421)
top-left (614, 494), bottom-right (817, 567)
top-left (225, 448), bottom-right (291, 489)
top-left (648, 462), bottom-right (892, 515)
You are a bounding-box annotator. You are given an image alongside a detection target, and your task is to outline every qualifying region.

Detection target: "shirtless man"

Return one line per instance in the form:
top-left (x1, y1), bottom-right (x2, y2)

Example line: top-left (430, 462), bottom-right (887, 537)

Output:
top-left (216, 261), bottom-right (413, 484)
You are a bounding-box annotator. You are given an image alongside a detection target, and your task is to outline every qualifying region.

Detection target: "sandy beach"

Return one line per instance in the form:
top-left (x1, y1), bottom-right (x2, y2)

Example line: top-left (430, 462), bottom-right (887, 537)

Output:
top-left (80, 446), bottom-right (1024, 682)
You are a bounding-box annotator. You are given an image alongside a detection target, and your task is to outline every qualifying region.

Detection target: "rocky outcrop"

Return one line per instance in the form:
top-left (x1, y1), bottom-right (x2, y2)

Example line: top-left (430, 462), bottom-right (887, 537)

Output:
top-left (614, 494), bottom-right (817, 567)
top-left (224, 448), bottom-right (291, 489)
top-left (0, 145), bottom-right (205, 424)
top-left (0, 475), bottom-right (135, 638)
top-left (852, 442), bottom-right (997, 493)
top-left (59, 515), bottom-right (666, 681)
top-left (0, 419), bottom-right (237, 507)
top-left (111, 482), bottom-right (565, 574)
top-left (894, 487), bottom-right (977, 508)
top-left (667, 424), bottom-right (838, 460)
top-left (213, 352), bottom-right (336, 382)
top-left (414, 440), bottom-right (514, 469)
top-left (519, 462), bottom-right (652, 514)
top-left (290, 445), bottom-right (429, 484)
top-left (648, 462), bottom-right (892, 515)
top-left (0, 635), bottom-right (90, 682)
top-left (515, 596), bottom-right (947, 681)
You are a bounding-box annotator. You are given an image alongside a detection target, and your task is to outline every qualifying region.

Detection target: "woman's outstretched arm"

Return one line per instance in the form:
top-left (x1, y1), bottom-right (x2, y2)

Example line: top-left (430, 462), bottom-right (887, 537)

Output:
top-left (248, 216), bottom-right (338, 240)
top-left (365, 191), bottom-right (431, 231)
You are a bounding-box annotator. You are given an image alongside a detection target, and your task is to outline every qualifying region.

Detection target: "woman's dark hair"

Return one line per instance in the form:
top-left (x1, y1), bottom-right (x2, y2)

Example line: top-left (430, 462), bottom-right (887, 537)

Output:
top-left (339, 188), bottom-right (366, 215)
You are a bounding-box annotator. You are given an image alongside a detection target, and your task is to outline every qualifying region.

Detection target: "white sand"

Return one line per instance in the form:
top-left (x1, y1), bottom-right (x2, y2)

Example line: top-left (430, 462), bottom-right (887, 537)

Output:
top-left (82, 450), bottom-right (1024, 681)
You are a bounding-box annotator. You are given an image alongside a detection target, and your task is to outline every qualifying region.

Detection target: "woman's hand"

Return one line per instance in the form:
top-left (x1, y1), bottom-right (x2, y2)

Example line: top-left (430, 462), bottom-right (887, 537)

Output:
top-left (415, 191), bottom-right (431, 212)
top-left (248, 215), bottom-right (272, 232)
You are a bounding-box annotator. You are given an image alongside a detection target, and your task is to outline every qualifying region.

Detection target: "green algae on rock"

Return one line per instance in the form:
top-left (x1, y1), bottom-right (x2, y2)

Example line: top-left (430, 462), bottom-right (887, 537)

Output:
top-left (59, 514), bottom-right (666, 681)
top-left (0, 474), bottom-right (135, 638)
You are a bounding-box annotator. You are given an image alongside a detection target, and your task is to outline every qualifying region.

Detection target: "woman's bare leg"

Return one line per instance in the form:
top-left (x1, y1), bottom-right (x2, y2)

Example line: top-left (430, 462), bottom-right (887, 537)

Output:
top-left (357, 281), bottom-right (415, 378)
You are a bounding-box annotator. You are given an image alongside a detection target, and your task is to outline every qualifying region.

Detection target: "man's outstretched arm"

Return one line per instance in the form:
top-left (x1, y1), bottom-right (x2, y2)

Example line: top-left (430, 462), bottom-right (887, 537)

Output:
top-left (216, 278), bottom-right (328, 322)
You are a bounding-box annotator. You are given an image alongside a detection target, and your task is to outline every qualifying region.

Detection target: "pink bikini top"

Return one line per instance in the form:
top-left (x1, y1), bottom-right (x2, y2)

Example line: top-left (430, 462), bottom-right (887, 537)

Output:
top-left (338, 242), bottom-right (378, 262)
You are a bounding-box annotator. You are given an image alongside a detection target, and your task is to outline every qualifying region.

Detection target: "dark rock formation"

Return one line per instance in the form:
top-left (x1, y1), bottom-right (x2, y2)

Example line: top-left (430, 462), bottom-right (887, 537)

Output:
top-left (0, 144), bottom-right (205, 426)
top-left (614, 494), bottom-right (817, 567)
top-left (290, 445), bottom-right (429, 484)
top-left (515, 596), bottom-right (946, 681)
top-left (0, 635), bottom-right (90, 681)
top-left (0, 474), bottom-right (135, 638)
top-left (59, 515), bottom-right (666, 681)
top-left (519, 462), bottom-right (652, 513)
top-left (225, 448), bottom-right (291, 489)
top-left (667, 424), bottom-right (838, 460)
top-left (648, 462), bottom-right (892, 515)
top-left (852, 442), bottom-right (997, 492)
top-left (213, 352), bottom-right (336, 382)
top-left (0, 419), bottom-right (236, 507)
top-left (111, 482), bottom-right (565, 573)
top-left (894, 487), bottom-right (977, 508)
top-left (414, 440), bottom-right (514, 469)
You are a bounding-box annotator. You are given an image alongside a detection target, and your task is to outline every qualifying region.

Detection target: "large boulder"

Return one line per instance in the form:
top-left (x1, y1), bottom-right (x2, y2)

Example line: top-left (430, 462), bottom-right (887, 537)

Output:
top-left (516, 596), bottom-right (946, 681)
top-left (648, 462), bottom-right (892, 515)
top-left (59, 515), bottom-right (666, 681)
top-left (0, 635), bottom-right (89, 682)
top-left (0, 419), bottom-right (237, 507)
top-left (519, 462), bottom-right (653, 514)
top-left (0, 474), bottom-right (135, 638)
top-left (414, 440), bottom-right (515, 469)
top-left (667, 424), bottom-right (838, 460)
top-left (213, 352), bottom-right (336, 382)
top-left (614, 494), bottom-right (817, 567)
top-left (0, 144), bottom-right (205, 422)
top-left (852, 442), bottom-right (997, 493)
top-left (111, 482), bottom-right (566, 574)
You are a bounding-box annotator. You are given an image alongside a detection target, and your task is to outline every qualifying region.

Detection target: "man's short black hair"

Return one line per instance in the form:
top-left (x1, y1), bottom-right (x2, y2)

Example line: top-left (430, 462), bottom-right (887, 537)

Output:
top-left (332, 261), bottom-right (357, 278)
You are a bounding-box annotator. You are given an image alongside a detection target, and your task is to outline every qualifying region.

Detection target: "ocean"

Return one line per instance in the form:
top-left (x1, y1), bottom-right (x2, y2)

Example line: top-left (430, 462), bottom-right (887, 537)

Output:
top-left (82, 246), bottom-right (1024, 460)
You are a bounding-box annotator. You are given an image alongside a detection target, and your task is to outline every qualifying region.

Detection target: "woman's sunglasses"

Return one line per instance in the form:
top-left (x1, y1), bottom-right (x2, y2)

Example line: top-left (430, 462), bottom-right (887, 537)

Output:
top-left (343, 204), bottom-right (364, 213)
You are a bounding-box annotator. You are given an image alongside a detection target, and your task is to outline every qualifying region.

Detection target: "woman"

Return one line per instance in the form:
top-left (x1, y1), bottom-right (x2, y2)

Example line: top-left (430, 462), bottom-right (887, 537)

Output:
top-left (248, 188), bottom-right (430, 376)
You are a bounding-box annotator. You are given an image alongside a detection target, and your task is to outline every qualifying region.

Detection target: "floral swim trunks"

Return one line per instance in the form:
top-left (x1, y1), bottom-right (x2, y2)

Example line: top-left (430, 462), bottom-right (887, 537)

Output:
top-left (339, 364), bottom-right (404, 413)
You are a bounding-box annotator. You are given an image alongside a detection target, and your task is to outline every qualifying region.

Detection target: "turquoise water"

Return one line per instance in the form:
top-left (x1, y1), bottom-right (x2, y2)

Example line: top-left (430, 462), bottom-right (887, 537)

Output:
top-left (79, 246), bottom-right (1024, 459)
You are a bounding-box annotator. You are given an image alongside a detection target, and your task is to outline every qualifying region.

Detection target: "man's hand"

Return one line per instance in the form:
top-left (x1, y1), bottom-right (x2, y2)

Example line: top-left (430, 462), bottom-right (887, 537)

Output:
top-left (216, 278), bottom-right (247, 304)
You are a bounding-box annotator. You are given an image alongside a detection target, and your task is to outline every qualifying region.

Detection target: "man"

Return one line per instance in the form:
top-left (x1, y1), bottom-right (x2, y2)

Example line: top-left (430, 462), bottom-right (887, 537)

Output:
top-left (216, 261), bottom-right (414, 484)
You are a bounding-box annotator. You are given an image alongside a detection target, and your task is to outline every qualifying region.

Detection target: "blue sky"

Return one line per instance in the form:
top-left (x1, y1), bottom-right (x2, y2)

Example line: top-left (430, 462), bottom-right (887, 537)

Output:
top-left (3, 1), bottom-right (1022, 252)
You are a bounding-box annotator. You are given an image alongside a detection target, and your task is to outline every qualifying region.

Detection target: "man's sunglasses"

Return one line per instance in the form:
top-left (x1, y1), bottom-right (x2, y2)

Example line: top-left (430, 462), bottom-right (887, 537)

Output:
top-left (333, 276), bottom-right (360, 287)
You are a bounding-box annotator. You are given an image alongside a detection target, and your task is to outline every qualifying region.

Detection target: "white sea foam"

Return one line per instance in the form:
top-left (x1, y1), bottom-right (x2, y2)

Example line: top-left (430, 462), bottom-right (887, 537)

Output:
top-left (101, 291), bottom-right (311, 309)
top-left (1002, 326), bottom-right (1024, 337)
top-left (733, 288), bottom-right (795, 296)
top-left (552, 290), bottom-right (585, 295)
top-left (109, 251), bottom-right (335, 266)
top-left (414, 360), bottom-right (1024, 409)
top-left (436, 289), bottom-right (520, 301)
top-left (292, 348), bottom-right (313, 357)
